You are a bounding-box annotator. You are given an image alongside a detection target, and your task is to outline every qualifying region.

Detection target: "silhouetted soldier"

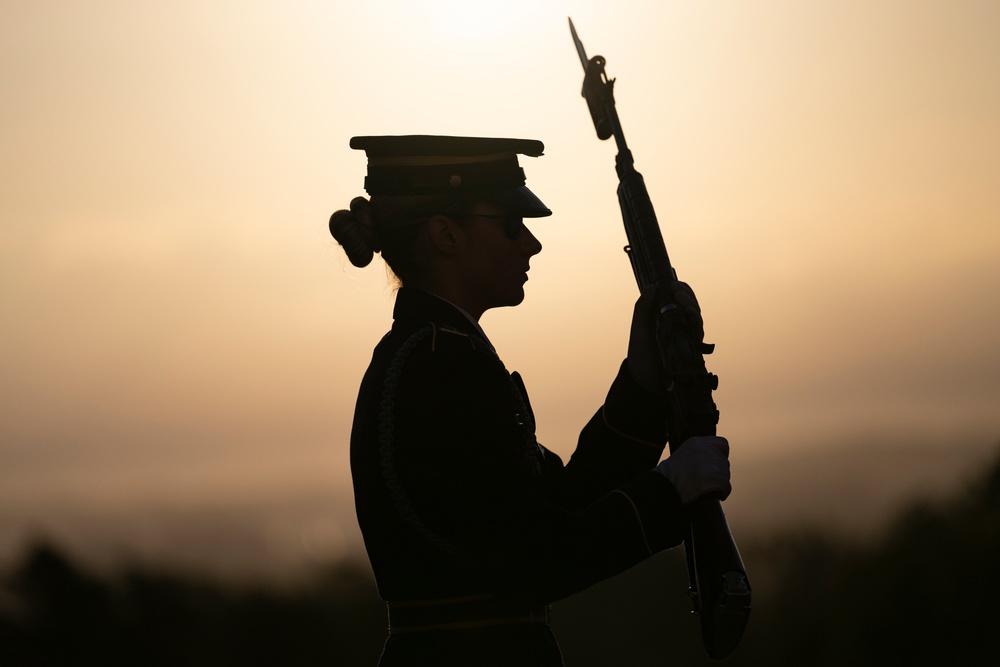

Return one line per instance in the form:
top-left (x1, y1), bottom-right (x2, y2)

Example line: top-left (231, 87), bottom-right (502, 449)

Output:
top-left (329, 135), bottom-right (731, 666)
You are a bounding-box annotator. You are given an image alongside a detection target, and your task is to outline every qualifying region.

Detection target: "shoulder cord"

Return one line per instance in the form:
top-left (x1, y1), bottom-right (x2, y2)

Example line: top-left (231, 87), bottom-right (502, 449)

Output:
top-left (378, 323), bottom-right (458, 555)
top-left (377, 324), bottom-right (544, 556)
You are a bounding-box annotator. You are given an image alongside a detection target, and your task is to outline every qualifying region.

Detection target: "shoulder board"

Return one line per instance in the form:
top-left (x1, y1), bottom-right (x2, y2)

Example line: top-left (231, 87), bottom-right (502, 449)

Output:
top-left (429, 323), bottom-right (483, 353)
top-left (436, 325), bottom-right (470, 338)
top-left (396, 323), bottom-right (489, 357)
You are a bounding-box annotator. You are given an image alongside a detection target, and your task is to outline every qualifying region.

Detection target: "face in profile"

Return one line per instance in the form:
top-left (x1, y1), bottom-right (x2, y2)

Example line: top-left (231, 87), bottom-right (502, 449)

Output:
top-left (453, 203), bottom-right (543, 315)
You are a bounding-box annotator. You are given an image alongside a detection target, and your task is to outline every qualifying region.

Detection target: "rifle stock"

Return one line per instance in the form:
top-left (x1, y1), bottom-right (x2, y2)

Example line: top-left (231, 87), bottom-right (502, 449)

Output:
top-left (569, 18), bottom-right (750, 659)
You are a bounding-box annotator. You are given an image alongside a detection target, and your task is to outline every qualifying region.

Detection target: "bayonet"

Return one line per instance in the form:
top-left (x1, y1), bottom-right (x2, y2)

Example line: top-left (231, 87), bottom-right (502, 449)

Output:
top-left (568, 17), bottom-right (589, 71)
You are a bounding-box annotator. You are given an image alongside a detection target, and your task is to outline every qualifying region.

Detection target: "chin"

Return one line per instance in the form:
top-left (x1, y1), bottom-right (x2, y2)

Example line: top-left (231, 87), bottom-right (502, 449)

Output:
top-left (493, 289), bottom-right (526, 310)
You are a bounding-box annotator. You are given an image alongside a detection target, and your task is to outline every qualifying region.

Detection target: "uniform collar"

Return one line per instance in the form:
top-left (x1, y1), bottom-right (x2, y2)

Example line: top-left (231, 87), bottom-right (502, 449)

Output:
top-left (392, 288), bottom-right (498, 352)
top-left (392, 288), bottom-right (480, 335)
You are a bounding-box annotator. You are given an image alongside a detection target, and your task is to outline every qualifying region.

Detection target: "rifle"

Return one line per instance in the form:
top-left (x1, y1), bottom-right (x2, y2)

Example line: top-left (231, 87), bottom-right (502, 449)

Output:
top-left (568, 18), bottom-right (751, 659)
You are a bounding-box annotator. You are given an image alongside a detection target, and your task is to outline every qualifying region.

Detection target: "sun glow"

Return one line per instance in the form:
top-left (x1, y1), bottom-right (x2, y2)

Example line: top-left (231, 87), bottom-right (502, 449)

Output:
top-left (417, 0), bottom-right (542, 41)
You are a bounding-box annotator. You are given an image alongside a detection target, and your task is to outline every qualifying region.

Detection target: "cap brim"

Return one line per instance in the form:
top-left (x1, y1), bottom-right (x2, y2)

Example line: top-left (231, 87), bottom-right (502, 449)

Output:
top-left (481, 186), bottom-right (552, 218)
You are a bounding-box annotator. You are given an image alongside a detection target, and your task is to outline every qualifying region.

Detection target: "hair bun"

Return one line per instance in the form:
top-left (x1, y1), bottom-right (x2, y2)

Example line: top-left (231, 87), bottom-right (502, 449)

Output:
top-left (329, 196), bottom-right (379, 267)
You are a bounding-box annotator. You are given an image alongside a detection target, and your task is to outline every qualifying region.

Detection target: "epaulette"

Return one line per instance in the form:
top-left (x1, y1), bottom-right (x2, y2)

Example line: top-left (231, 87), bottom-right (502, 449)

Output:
top-left (436, 325), bottom-right (469, 338)
top-left (377, 323), bottom-right (458, 556)
top-left (427, 323), bottom-right (487, 353)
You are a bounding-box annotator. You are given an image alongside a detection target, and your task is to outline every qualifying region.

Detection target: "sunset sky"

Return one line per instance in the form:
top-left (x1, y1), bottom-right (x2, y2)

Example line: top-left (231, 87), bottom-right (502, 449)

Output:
top-left (2, 0), bottom-right (998, 580)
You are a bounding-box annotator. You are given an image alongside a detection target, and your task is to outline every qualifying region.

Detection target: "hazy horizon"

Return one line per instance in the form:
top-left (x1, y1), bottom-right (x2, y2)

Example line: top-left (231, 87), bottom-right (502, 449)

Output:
top-left (2, 1), bottom-right (998, 583)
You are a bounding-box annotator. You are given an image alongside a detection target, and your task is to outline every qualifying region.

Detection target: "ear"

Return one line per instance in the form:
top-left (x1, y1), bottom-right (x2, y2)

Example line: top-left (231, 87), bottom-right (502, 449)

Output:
top-left (424, 214), bottom-right (463, 256)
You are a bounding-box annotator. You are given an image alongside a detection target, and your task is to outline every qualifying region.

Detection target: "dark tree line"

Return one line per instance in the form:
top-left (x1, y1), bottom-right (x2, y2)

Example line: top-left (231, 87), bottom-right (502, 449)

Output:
top-left (0, 552), bottom-right (386, 666)
top-left (3, 445), bottom-right (998, 666)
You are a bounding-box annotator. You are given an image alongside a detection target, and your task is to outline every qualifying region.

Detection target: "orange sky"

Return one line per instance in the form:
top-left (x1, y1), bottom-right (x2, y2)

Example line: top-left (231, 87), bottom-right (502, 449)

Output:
top-left (2, 0), bottom-right (998, 578)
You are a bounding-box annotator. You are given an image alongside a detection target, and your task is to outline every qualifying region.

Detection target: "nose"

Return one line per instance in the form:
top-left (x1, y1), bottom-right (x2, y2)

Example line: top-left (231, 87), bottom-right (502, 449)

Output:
top-left (521, 224), bottom-right (542, 257)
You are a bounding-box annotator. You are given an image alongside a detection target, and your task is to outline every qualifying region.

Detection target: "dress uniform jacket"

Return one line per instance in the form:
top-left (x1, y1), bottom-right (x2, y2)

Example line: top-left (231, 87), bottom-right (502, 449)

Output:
top-left (350, 288), bottom-right (688, 666)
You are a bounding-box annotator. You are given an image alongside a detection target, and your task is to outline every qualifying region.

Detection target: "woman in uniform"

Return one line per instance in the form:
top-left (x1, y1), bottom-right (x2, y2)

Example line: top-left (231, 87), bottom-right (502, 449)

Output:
top-left (329, 135), bottom-right (731, 666)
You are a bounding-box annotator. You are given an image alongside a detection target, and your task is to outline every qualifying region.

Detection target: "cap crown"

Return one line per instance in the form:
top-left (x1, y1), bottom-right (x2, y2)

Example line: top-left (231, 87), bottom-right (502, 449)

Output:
top-left (351, 135), bottom-right (545, 197)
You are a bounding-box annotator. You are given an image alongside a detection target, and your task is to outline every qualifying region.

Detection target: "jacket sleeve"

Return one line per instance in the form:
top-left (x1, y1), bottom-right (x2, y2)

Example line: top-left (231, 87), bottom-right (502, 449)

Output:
top-left (545, 360), bottom-right (672, 510)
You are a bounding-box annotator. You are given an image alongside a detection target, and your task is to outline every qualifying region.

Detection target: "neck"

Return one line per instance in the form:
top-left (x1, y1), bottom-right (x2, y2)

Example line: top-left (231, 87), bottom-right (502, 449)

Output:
top-left (407, 278), bottom-right (485, 321)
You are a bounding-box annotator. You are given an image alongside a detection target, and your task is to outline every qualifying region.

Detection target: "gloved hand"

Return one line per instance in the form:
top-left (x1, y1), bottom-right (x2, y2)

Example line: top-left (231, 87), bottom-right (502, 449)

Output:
top-left (627, 281), bottom-right (705, 393)
top-left (669, 280), bottom-right (705, 343)
top-left (655, 436), bottom-right (731, 505)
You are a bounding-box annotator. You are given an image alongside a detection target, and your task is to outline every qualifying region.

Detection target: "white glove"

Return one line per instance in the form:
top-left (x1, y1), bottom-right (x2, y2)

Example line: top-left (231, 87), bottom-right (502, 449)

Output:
top-left (655, 436), bottom-right (732, 505)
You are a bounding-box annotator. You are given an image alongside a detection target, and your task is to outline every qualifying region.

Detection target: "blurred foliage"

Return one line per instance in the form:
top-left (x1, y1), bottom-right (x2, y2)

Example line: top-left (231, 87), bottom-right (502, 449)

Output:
top-left (2, 445), bottom-right (998, 666)
top-left (0, 552), bottom-right (386, 666)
